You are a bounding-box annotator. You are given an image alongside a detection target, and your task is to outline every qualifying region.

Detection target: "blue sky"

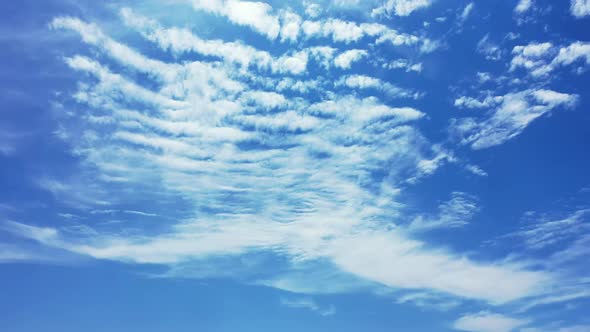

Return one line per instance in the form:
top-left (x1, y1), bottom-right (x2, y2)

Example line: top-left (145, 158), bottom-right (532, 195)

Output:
top-left (1, 0), bottom-right (590, 331)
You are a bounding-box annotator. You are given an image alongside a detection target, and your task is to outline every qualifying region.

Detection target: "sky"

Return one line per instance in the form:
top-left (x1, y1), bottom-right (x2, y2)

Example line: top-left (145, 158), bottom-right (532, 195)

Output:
top-left (1, 0), bottom-right (590, 331)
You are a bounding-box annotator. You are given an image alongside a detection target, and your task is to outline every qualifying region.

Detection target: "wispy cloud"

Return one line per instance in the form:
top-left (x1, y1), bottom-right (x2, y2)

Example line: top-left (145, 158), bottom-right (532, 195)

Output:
top-left (510, 41), bottom-right (590, 77)
top-left (280, 297), bottom-right (336, 316)
top-left (515, 0), bottom-right (534, 14)
top-left (395, 291), bottom-right (460, 311)
top-left (5, 1), bottom-right (589, 327)
top-left (333, 49), bottom-right (367, 69)
top-left (459, 2), bottom-right (475, 24)
top-left (372, 0), bottom-right (433, 17)
top-left (571, 0), bottom-right (590, 18)
top-left (408, 192), bottom-right (479, 231)
top-left (1, 0), bottom-right (558, 307)
top-left (191, 0), bottom-right (281, 39)
top-left (453, 311), bottom-right (530, 332)
top-left (502, 209), bottom-right (590, 250)
top-left (477, 34), bottom-right (503, 61)
top-left (451, 89), bottom-right (578, 149)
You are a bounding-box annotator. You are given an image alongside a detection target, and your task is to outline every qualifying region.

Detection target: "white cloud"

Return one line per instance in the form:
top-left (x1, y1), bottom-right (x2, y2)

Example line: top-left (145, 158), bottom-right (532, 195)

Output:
top-left (336, 74), bottom-right (420, 99)
top-left (307, 46), bottom-right (337, 69)
top-left (304, 2), bottom-right (322, 18)
top-left (559, 325), bottom-right (590, 332)
top-left (299, 18), bottom-right (432, 52)
top-left (239, 90), bottom-right (287, 109)
top-left (510, 41), bottom-right (590, 77)
top-left (372, 0), bottom-right (432, 17)
top-left (192, 1), bottom-right (434, 48)
top-left (409, 146), bottom-right (457, 182)
top-left (273, 50), bottom-right (310, 75)
top-left (0, 71), bottom-right (547, 305)
top-left (515, 0), bottom-right (534, 13)
top-left (453, 311), bottom-right (530, 332)
top-left (6, 219), bottom-right (550, 303)
top-left (9, 6), bottom-right (564, 313)
top-left (522, 324), bottom-right (590, 332)
top-left (500, 209), bottom-right (590, 251)
top-left (519, 288), bottom-right (590, 312)
top-left (0, 250), bottom-right (34, 262)
top-left (571, 0), bottom-right (590, 17)
top-left (550, 233), bottom-right (590, 267)
top-left (408, 192), bottom-right (479, 231)
top-left (383, 59), bottom-right (423, 73)
top-left (455, 95), bottom-right (503, 109)
top-left (0, 242), bottom-right (77, 264)
top-left (337, 74), bottom-right (381, 89)
top-left (51, 16), bottom-right (181, 83)
top-left (510, 42), bottom-right (555, 76)
top-left (0, 129), bottom-right (30, 156)
top-left (476, 72), bottom-right (492, 83)
top-left (334, 49), bottom-right (367, 69)
top-left (308, 96), bottom-right (424, 123)
top-left (477, 34), bottom-right (502, 61)
top-left (322, 19), bottom-right (368, 42)
top-left (460, 3), bottom-right (475, 23)
top-left (301, 19), bottom-right (383, 43)
top-left (451, 89), bottom-right (578, 149)
top-left (553, 41), bottom-right (590, 67)
top-left (326, 231), bottom-right (547, 304)
top-left (280, 11), bottom-right (302, 42)
top-left (0, 244), bottom-right (40, 262)
top-left (233, 110), bottom-right (320, 132)
top-left (191, 0), bottom-right (281, 39)
top-left (120, 9), bottom-right (312, 75)
top-left (375, 29), bottom-right (422, 47)
top-left (332, 0), bottom-right (361, 7)
top-left (280, 297), bottom-right (336, 316)
top-left (275, 77), bottom-right (324, 94)
top-left (63, 55), bottom-right (191, 109)
top-left (3, 221), bottom-right (58, 243)
top-left (301, 20), bottom-right (322, 36)
top-left (395, 291), bottom-right (460, 311)
top-left (465, 164), bottom-right (488, 177)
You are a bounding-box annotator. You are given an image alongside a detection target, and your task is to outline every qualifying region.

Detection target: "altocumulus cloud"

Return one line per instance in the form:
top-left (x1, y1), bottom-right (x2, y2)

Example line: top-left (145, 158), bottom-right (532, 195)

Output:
top-left (3, 0), bottom-right (551, 305)
top-left (3, 0), bottom-right (590, 330)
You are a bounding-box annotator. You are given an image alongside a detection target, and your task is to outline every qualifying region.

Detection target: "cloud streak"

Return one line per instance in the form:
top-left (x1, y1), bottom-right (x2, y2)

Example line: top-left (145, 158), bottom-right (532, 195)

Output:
top-left (451, 89), bottom-right (578, 149)
top-left (6, 1), bottom-right (589, 325)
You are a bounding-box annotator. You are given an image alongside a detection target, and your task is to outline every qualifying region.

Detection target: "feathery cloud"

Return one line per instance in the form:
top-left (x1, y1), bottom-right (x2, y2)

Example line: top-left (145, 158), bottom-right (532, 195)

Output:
top-left (453, 311), bottom-right (530, 332)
